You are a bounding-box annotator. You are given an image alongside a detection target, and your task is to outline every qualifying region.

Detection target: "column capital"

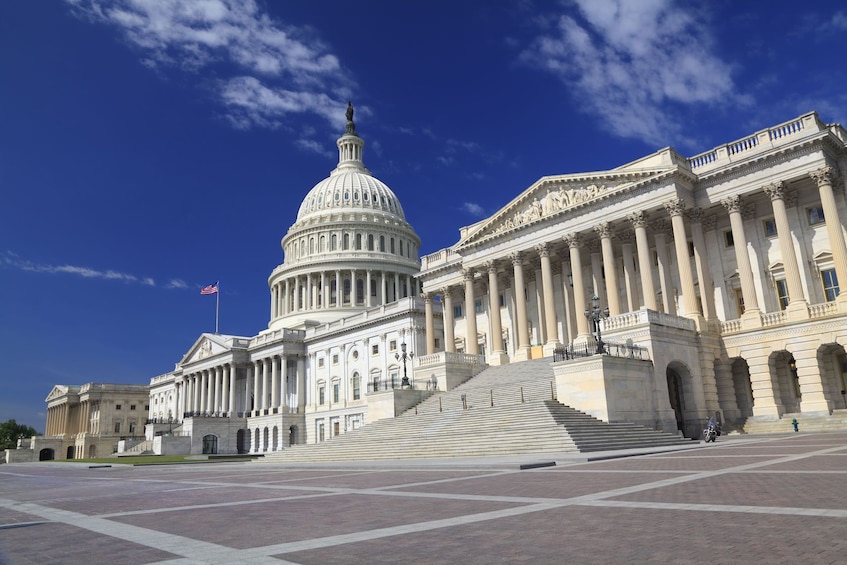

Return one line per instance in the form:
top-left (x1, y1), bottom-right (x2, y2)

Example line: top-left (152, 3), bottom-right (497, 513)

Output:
top-left (421, 291), bottom-right (432, 302)
top-left (720, 194), bottom-right (742, 213)
top-left (509, 251), bottom-right (523, 266)
top-left (535, 242), bottom-right (551, 258)
top-left (686, 207), bottom-right (705, 224)
top-left (593, 221), bottom-right (612, 239)
top-left (483, 260), bottom-right (499, 274)
top-left (462, 267), bottom-right (475, 281)
top-left (439, 286), bottom-right (454, 299)
top-left (763, 181), bottom-right (786, 201)
top-left (701, 215), bottom-right (717, 231)
top-left (627, 210), bottom-right (648, 229)
top-left (809, 165), bottom-right (834, 187)
top-left (562, 233), bottom-right (581, 248)
top-left (663, 196), bottom-right (688, 217)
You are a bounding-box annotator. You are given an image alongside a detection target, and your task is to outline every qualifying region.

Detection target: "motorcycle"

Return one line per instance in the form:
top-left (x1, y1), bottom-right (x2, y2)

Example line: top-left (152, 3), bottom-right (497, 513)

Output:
top-left (703, 421), bottom-right (720, 443)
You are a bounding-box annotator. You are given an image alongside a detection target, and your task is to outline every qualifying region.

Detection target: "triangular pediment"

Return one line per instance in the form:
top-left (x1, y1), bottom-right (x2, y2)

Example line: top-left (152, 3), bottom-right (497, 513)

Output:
top-left (180, 333), bottom-right (234, 365)
top-left (455, 166), bottom-right (676, 249)
top-left (45, 385), bottom-right (78, 403)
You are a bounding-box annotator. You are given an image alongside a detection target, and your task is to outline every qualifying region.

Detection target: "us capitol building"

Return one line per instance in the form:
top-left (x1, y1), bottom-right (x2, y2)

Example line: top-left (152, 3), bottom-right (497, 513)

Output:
top-left (21, 108), bottom-right (847, 461)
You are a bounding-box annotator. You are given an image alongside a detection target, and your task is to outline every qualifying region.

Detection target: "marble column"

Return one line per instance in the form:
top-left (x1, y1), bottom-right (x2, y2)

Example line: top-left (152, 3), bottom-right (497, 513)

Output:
top-left (664, 197), bottom-right (700, 319)
top-left (228, 365), bottom-right (236, 415)
top-left (271, 355), bottom-right (280, 410)
top-left (653, 220), bottom-right (676, 315)
top-left (442, 287), bottom-right (456, 353)
top-left (536, 243), bottom-right (561, 353)
top-left (511, 252), bottom-right (531, 360)
top-left (366, 270), bottom-right (373, 307)
top-left (764, 181), bottom-right (808, 319)
top-left (485, 261), bottom-right (507, 364)
top-left (721, 195), bottom-right (762, 324)
top-left (261, 358), bottom-right (270, 411)
top-left (200, 370), bottom-right (208, 414)
top-left (252, 361), bottom-right (261, 414)
top-left (617, 230), bottom-right (637, 312)
top-left (424, 292), bottom-right (436, 355)
top-left (688, 209), bottom-right (718, 322)
top-left (335, 270), bottom-right (342, 308)
top-left (810, 166), bottom-right (847, 305)
top-left (463, 268), bottom-right (479, 355)
top-left (564, 234), bottom-right (590, 338)
top-left (594, 223), bottom-right (620, 315)
top-left (629, 211), bottom-right (658, 310)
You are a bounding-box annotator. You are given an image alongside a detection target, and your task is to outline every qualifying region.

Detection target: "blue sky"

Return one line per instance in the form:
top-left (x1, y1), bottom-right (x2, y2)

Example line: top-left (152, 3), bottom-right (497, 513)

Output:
top-left (2, 0), bottom-right (846, 431)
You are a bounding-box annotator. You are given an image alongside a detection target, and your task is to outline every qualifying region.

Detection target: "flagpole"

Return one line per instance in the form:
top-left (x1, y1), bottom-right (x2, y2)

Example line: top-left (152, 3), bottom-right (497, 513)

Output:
top-left (215, 282), bottom-right (220, 334)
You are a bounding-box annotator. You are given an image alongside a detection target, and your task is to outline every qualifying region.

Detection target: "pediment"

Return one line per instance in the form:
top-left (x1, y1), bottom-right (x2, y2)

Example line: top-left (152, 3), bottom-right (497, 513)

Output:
top-left (455, 167), bottom-right (675, 249)
top-left (45, 385), bottom-right (78, 402)
top-left (180, 333), bottom-right (232, 365)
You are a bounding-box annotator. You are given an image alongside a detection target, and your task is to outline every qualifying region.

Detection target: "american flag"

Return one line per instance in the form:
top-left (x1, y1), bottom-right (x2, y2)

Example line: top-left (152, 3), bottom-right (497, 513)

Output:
top-left (200, 282), bottom-right (219, 295)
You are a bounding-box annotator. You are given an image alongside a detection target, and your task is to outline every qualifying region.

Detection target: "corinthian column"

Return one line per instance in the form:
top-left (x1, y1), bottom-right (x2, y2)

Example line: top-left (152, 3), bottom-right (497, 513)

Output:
top-left (721, 195), bottom-right (761, 325)
top-left (423, 292), bottom-right (435, 355)
top-left (485, 262), bottom-right (508, 364)
top-left (629, 211), bottom-right (658, 310)
top-left (764, 181), bottom-right (809, 320)
top-left (687, 208), bottom-right (718, 322)
top-left (664, 197), bottom-right (700, 321)
top-left (594, 222), bottom-right (621, 315)
top-left (616, 230), bottom-right (637, 312)
top-left (462, 268), bottom-right (478, 355)
top-left (810, 166), bottom-right (847, 305)
top-left (564, 234), bottom-right (590, 339)
top-left (441, 287), bottom-right (455, 353)
top-left (536, 243), bottom-right (561, 354)
top-left (511, 252), bottom-right (531, 361)
top-left (653, 220), bottom-right (676, 315)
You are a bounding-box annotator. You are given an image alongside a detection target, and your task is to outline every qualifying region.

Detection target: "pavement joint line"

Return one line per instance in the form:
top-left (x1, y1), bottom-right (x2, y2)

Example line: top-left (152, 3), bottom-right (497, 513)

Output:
top-left (581, 499), bottom-right (847, 518)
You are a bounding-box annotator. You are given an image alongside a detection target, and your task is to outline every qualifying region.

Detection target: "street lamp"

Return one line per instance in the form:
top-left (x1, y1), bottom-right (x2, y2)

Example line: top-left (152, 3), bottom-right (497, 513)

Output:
top-left (395, 341), bottom-right (414, 388)
top-left (584, 294), bottom-right (610, 354)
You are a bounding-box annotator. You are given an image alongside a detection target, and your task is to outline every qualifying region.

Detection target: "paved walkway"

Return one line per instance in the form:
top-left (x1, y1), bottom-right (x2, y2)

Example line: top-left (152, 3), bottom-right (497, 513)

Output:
top-left (1, 432), bottom-right (847, 564)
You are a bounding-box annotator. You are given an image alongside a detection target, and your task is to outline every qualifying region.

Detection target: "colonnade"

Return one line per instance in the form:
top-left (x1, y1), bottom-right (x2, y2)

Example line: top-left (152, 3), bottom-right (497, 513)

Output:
top-left (423, 168), bottom-right (847, 357)
top-left (45, 402), bottom-right (85, 436)
top-left (270, 269), bottom-right (415, 318)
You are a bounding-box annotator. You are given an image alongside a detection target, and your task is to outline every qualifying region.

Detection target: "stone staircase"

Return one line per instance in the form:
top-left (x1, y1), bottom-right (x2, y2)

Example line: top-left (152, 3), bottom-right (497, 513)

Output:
top-left (261, 358), bottom-right (693, 463)
top-left (742, 410), bottom-right (847, 434)
top-left (114, 439), bottom-right (154, 457)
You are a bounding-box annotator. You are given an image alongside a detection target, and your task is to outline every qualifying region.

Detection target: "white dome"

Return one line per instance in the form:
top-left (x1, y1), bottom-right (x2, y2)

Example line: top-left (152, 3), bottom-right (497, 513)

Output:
top-left (296, 171), bottom-right (406, 222)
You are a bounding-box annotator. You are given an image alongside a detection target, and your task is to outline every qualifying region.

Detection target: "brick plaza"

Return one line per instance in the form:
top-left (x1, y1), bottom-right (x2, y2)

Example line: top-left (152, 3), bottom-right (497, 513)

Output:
top-left (2, 432), bottom-right (847, 564)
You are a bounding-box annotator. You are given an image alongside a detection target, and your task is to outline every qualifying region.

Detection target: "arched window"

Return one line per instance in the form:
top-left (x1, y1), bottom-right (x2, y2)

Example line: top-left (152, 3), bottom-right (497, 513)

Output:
top-left (343, 233), bottom-right (350, 250)
top-left (331, 234), bottom-right (337, 251)
top-left (390, 237), bottom-right (395, 254)
top-left (331, 280), bottom-right (337, 303)
top-left (294, 242), bottom-right (299, 258)
top-left (368, 234), bottom-right (374, 251)
top-left (352, 372), bottom-right (361, 400)
top-left (355, 234), bottom-right (362, 250)
top-left (310, 237), bottom-right (315, 254)
top-left (320, 235), bottom-right (326, 251)
top-left (356, 278), bottom-right (364, 304)
top-left (379, 235), bottom-right (385, 252)
top-left (343, 279), bottom-right (351, 303)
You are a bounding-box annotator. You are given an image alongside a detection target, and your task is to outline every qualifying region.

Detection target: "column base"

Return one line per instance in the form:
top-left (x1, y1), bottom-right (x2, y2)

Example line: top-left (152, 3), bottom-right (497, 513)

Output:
top-left (740, 309), bottom-right (763, 329)
top-left (512, 346), bottom-right (531, 362)
top-left (486, 351), bottom-right (510, 366)
top-left (786, 300), bottom-right (810, 322)
top-left (542, 342), bottom-right (562, 357)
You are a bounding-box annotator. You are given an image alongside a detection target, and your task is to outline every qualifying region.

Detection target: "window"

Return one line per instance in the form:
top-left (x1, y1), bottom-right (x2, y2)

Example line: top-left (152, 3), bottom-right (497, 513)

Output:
top-left (331, 234), bottom-right (337, 251)
top-left (389, 340), bottom-right (397, 351)
top-left (115, 404), bottom-right (122, 410)
top-left (372, 375), bottom-right (381, 392)
top-left (372, 344), bottom-right (379, 355)
top-left (129, 421), bottom-right (136, 434)
top-left (380, 235), bottom-right (385, 252)
top-left (775, 279), bottom-right (789, 311)
top-left (318, 385), bottom-right (326, 405)
top-left (318, 357), bottom-right (325, 368)
top-left (434, 338), bottom-right (441, 349)
top-left (724, 230), bottom-right (734, 248)
top-left (390, 237), bottom-right (395, 254)
top-left (332, 354), bottom-right (339, 365)
top-left (475, 298), bottom-right (484, 313)
top-left (687, 241), bottom-right (695, 257)
top-left (114, 422), bottom-right (121, 433)
top-left (367, 234), bottom-right (374, 251)
top-left (822, 269), bottom-right (840, 302)
top-left (144, 404), bottom-right (149, 411)
top-left (454, 305), bottom-right (463, 319)
top-left (808, 205), bottom-right (825, 225)
top-left (332, 382), bottom-right (340, 403)
top-left (499, 292), bottom-right (506, 308)
top-left (356, 234), bottom-right (362, 250)
top-left (763, 218), bottom-right (777, 237)
top-left (352, 373), bottom-right (361, 400)
top-left (734, 289), bottom-right (745, 315)
top-left (130, 405), bottom-right (136, 411)
top-left (343, 233), bottom-right (350, 250)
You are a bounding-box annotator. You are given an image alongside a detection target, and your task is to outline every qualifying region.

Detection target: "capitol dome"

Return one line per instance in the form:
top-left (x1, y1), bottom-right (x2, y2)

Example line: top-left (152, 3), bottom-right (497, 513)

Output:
top-left (266, 103), bottom-right (421, 330)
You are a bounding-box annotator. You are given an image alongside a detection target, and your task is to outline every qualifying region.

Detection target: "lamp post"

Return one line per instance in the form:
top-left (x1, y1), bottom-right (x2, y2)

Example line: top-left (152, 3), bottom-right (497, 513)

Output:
top-left (584, 294), bottom-right (610, 354)
top-left (395, 341), bottom-right (414, 388)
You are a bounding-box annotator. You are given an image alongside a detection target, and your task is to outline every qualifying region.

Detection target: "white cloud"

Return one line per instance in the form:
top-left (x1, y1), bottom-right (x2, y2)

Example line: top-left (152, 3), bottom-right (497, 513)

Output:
top-left (521, 0), bottom-right (740, 147)
top-left (66, 0), bottom-right (353, 133)
top-left (1, 251), bottom-right (187, 289)
top-left (462, 202), bottom-right (486, 217)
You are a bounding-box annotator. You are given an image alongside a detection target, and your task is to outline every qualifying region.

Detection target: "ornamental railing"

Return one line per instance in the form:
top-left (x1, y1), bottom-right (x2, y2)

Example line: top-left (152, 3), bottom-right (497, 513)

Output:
top-left (553, 341), bottom-right (649, 362)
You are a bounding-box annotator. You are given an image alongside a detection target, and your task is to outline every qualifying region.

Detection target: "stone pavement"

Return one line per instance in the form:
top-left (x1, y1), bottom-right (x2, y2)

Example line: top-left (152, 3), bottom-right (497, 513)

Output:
top-left (1, 432), bottom-right (847, 564)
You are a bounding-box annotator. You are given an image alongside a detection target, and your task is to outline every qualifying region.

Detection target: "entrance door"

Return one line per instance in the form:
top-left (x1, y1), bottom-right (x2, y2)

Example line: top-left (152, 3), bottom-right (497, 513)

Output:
top-left (202, 434), bottom-right (218, 454)
top-left (333, 421), bottom-right (340, 437)
top-left (667, 368), bottom-right (685, 433)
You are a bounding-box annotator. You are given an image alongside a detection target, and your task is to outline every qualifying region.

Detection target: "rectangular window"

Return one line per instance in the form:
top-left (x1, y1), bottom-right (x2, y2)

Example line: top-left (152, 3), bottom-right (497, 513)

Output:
top-left (808, 205), bottom-right (825, 225)
top-left (372, 344), bottom-right (379, 355)
top-left (389, 340), bottom-right (397, 351)
top-left (332, 382), bottom-right (340, 403)
top-left (144, 404), bottom-right (149, 411)
top-left (318, 358), bottom-right (324, 368)
top-left (332, 354), bottom-right (339, 364)
top-left (115, 404), bottom-right (121, 410)
top-left (763, 218), bottom-right (777, 237)
top-left (129, 421), bottom-right (136, 434)
top-left (734, 289), bottom-right (745, 316)
top-left (114, 422), bottom-right (121, 433)
top-left (724, 230), bottom-right (734, 247)
top-left (822, 269), bottom-right (840, 302)
top-left (130, 405), bottom-right (136, 411)
top-left (318, 385), bottom-right (325, 405)
top-left (453, 305), bottom-right (463, 319)
top-left (775, 279), bottom-right (789, 311)
top-left (353, 378), bottom-right (360, 400)
top-left (434, 338), bottom-right (441, 349)
top-left (499, 292), bottom-right (506, 308)
top-left (474, 298), bottom-right (484, 314)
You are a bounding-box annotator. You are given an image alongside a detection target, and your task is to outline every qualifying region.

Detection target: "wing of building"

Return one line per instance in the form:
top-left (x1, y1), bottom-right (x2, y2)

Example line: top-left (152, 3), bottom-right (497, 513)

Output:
top-left (18, 110), bottom-right (847, 462)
